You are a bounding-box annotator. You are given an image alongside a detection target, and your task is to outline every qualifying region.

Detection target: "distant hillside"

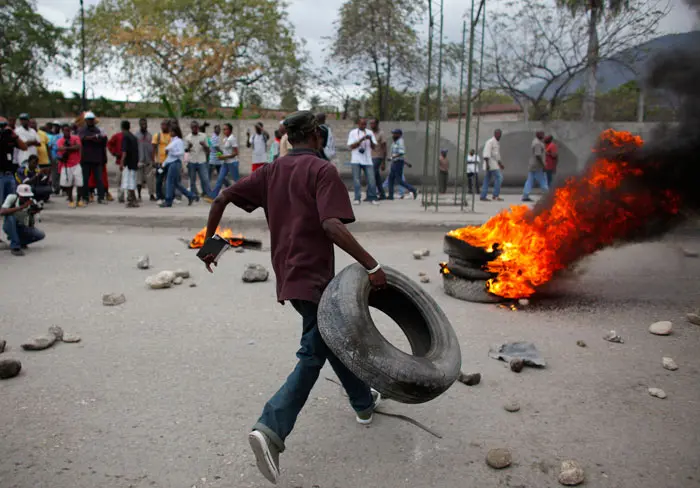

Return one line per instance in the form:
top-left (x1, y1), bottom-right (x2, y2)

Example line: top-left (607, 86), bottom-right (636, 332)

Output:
top-left (527, 31), bottom-right (700, 99)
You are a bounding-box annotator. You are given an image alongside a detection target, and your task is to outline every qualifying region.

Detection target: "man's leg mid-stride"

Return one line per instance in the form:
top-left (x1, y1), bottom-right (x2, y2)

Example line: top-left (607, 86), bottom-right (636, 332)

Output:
top-left (480, 170), bottom-right (492, 200)
top-left (249, 300), bottom-right (376, 484)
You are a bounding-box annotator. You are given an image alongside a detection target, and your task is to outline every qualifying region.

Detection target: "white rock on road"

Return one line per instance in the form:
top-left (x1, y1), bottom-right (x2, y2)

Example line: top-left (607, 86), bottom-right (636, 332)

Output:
top-left (687, 313), bottom-right (700, 326)
top-left (136, 255), bottom-right (150, 269)
top-left (173, 276), bottom-right (184, 285)
top-left (649, 321), bottom-right (673, 336)
top-left (174, 269), bottom-right (190, 279)
top-left (662, 357), bottom-right (678, 371)
top-left (146, 270), bottom-right (177, 289)
top-left (412, 250), bottom-right (423, 260)
top-left (648, 387), bottom-right (667, 399)
top-left (558, 460), bottom-right (585, 486)
top-left (102, 293), bottom-right (126, 306)
top-left (242, 264), bottom-right (269, 283)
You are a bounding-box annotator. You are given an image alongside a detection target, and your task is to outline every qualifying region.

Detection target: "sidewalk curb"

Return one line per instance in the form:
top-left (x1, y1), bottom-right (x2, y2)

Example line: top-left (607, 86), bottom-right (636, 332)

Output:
top-left (41, 211), bottom-right (487, 233)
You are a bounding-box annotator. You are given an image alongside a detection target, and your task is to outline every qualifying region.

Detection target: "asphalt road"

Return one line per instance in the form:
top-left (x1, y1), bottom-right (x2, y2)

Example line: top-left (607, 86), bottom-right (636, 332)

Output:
top-left (1, 224), bottom-right (699, 488)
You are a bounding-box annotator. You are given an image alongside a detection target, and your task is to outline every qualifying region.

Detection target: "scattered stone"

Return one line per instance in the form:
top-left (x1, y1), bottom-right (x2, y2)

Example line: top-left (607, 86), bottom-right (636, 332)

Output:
top-left (242, 264), bottom-right (269, 283)
top-left (235, 247), bottom-right (245, 253)
top-left (662, 357), bottom-right (678, 371)
top-left (21, 334), bottom-right (57, 351)
top-left (420, 276), bottom-right (431, 284)
top-left (174, 268), bottom-right (190, 279)
top-left (136, 255), bottom-right (150, 269)
top-left (102, 293), bottom-right (126, 306)
top-left (488, 341), bottom-right (546, 367)
top-left (412, 250), bottom-right (423, 260)
top-left (681, 247), bottom-right (699, 258)
top-left (48, 326), bottom-right (64, 341)
top-left (62, 334), bottom-right (81, 343)
top-left (189, 282), bottom-right (197, 288)
top-left (248, 340), bottom-right (256, 345)
top-left (458, 372), bottom-right (481, 386)
top-left (173, 276), bottom-right (184, 285)
top-left (504, 401), bottom-right (520, 413)
top-left (486, 448), bottom-right (512, 469)
top-left (686, 313), bottom-right (700, 326)
top-left (420, 248), bottom-right (430, 257)
top-left (648, 387), bottom-right (667, 399)
top-left (517, 298), bottom-right (530, 307)
top-left (576, 340), bottom-right (587, 348)
top-left (0, 339), bottom-right (6, 354)
top-left (0, 359), bottom-right (22, 379)
top-left (649, 320), bottom-right (673, 336)
top-left (146, 270), bottom-right (177, 289)
top-left (558, 460), bottom-right (585, 486)
top-left (603, 330), bottom-right (624, 343)
top-left (418, 272), bottom-right (427, 277)
top-left (509, 358), bottom-right (524, 373)
top-left (174, 252), bottom-right (180, 257)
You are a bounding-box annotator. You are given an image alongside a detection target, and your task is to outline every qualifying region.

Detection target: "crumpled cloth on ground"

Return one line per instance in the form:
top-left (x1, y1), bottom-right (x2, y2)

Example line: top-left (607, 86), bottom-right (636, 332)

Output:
top-left (488, 341), bottom-right (546, 367)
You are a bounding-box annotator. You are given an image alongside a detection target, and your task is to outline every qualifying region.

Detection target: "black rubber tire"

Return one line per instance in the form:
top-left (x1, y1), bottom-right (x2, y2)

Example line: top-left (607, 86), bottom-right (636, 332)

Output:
top-left (446, 257), bottom-right (496, 280)
top-left (318, 264), bottom-right (462, 404)
top-left (442, 274), bottom-right (503, 303)
top-left (443, 234), bottom-right (498, 262)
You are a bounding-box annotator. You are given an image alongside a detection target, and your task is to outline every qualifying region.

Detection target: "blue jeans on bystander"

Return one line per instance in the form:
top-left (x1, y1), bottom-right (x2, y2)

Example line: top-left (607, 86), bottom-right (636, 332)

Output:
top-left (187, 162), bottom-right (211, 196)
top-left (3, 216), bottom-right (44, 250)
top-left (252, 300), bottom-right (373, 452)
top-left (0, 173), bottom-right (17, 207)
top-left (480, 169), bottom-right (502, 199)
top-left (522, 170), bottom-right (549, 199)
top-left (210, 161), bottom-right (239, 198)
top-left (387, 159), bottom-right (416, 200)
top-left (351, 164), bottom-right (377, 202)
top-left (163, 160), bottom-right (195, 206)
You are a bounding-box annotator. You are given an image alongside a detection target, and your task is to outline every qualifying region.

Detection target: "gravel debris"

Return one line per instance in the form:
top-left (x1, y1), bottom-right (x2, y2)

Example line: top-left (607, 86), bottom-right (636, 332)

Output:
top-left (102, 293), bottom-right (126, 306)
top-left (662, 357), bottom-right (678, 371)
top-left (486, 448), bottom-right (512, 469)
top-left (558, 460), bottom-right (585, 486)
top-left (648, 387), bottom-right (667, 399)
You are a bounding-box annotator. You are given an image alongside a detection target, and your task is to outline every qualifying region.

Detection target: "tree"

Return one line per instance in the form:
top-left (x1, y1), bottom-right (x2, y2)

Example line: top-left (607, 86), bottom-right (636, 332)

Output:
top-left (280, 90), bottom-right (299, 112)
top-left (0, 0), bottom-right (67, 114)
top-left (329, 0), bottom-right (425, 120)
top-left (485, 0), bottom-right (667, 120)
top-left (308, 95), bottom-right (322, 112)
top-left (78, 0), bottom-right (303, 110)
top-left (557, 0), bottom-right (629, 122)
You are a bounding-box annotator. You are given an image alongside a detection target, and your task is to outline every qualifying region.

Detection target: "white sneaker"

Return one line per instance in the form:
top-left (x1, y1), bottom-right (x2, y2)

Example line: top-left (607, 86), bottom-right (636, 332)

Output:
top-left (248, 430), bottom-right (280, 484)
top-left (371, 200), bottom-right (380, 206)
top-left (356, 388), bottom-right (381, 425)
top-left (156, 199), bottom-right (163, 205)
top-left (353, 200), bottom-right (361, 205)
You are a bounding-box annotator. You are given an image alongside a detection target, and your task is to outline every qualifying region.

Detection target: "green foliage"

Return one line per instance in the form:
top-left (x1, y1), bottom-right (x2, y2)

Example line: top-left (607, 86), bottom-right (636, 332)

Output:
top-left (0, 0), bottom-right (67, 114)
top-left (280, 90), bottom-right (299, 112)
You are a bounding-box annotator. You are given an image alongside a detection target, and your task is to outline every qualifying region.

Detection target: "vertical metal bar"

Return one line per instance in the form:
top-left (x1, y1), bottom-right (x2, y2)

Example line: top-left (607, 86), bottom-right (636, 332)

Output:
top-left (460, 0), bottom-right (477, 212)
top-left (80, 0), bottom-right (87, 112)
top-left (434, 0), bottom-right (444, 212)
top-left (454, 21), bottom-right (467, 208)
top-left (472, 0), bottom-right (486, 212)
top-left (421, 1), bottom-right (434, 209)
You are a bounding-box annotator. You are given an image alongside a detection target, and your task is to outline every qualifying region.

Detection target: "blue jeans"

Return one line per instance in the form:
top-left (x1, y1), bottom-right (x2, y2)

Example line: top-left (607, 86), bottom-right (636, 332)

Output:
top-left (164, 160), bottom-right (194, 206)
top-left (523, 170), bottom-right (549, 198)
top-left (253, 300), bottom-right (373, 452)
top-left (351, 164), bottom-right (377, 202)
top-left (3, 216), bottom-right (45, 250)
top-left (388, 159), bottom-right (416, 199)
top-left (383, 174), bottom-right (406, 197)
top-left (480, 169), bottom-right (502, 199)
top-left (187, 162), bottom-right (211, 196)
top-left (545, 169), bottom-right (555, 188)
top-left (0, 173), bottom-right (17, 207)
top-left (210, 161), bottom-right (239, 197)
top-left (372, 158), bottom-right (386, 199)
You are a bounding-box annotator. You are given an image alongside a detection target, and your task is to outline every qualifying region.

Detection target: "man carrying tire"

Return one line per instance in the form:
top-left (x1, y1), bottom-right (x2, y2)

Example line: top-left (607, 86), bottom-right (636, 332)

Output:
top-left (200, 110), bottom-right (387, 485)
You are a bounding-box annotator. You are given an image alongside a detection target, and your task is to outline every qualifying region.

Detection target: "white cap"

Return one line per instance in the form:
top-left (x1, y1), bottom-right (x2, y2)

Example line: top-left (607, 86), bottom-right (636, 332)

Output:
top-left (16, 184), bottom-right (33, 197)
top-left (279, 120), bottom-right (285, 125)
top-left (84, 111), bottom-right (96, 119)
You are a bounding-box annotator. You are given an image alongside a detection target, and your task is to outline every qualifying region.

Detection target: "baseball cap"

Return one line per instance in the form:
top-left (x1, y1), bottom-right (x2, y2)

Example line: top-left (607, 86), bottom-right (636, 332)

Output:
top-left (84, 111), bottom-right (96, 120)
top-left (391, 128), bottom-right (403, 135)
top-left (16, 184), bottom-right (34, 197)
top-left (19, 113), bottom-right (30, 120)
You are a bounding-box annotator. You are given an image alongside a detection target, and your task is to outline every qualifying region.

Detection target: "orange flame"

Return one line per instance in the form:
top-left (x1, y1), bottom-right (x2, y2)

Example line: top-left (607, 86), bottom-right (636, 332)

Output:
top-left (449, 130), bottom-right (681, 299)
top-left (189, 226), bottom-right (244, 248)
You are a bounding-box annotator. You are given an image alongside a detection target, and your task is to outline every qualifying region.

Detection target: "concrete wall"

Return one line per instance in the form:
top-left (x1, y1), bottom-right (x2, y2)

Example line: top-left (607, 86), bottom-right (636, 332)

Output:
top-left (37, 117), bottom-right (659, 187)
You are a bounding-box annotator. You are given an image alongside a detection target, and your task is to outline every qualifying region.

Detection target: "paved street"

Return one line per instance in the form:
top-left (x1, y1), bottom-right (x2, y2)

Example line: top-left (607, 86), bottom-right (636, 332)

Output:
top-left (1, 224), bottom-right (700, 488)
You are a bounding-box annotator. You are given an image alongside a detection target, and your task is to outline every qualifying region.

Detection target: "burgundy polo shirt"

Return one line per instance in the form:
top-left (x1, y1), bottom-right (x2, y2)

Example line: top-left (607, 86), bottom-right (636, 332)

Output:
top-left (222, 148), bottom-right (354, 304)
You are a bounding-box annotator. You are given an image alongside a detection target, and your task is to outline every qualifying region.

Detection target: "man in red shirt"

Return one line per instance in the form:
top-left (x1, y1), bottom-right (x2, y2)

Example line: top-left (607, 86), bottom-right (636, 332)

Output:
top-left (107, 131), bottom-right (125, 202)
top-left (57, 124), bottom-right (84, 207)
top-left (201, 111), bottom-right (386, 485)
top-left (544, 135), bottom-right (559, 188)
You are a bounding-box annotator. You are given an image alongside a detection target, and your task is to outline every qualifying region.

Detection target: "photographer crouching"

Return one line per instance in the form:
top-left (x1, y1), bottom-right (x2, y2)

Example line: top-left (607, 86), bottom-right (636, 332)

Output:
top-left (1, 184), bottom-right (45, 256)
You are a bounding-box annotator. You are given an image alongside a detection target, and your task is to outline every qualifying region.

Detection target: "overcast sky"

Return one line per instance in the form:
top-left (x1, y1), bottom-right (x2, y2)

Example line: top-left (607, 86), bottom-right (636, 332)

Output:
top-left (37, 0), bottom-right (698, 105)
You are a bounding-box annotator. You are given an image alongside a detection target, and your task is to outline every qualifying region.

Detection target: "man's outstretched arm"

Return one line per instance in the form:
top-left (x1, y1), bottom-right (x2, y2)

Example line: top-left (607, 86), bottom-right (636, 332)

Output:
top-left (322, 217), bottom-right (387, 288)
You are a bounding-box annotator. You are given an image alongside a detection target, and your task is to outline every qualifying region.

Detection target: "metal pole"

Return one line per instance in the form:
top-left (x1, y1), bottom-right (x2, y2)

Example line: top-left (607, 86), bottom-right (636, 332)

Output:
top-left (453, 21), bottom-right (467, 207)
top-left (460, 0), bottom-right (479, 211)
top-left (421, 1), bottom-right (434, 208)
top-left (80, 0), bottom-right (87, 112)
top-left (434, 0), bottom-right (444, 212)
top-left (472, 0), bottom-right (487, 212)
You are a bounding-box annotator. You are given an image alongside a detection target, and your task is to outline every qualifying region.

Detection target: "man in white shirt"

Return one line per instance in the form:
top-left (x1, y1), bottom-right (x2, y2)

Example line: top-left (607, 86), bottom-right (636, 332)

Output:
top-left (247, 122), bottom-right (269, 172)
top-left (210, 123), bottom-right (239, 197)
top-left (347, 118), bottom-right (379, 205)
top-left (466, 149), bottom-right (479, 194)
top-left (480, 129), bottom-right (504, 201)
top-left (14, 114), bottom-right (39, 165)
top-left (185, 121), bottom-right (212, 201)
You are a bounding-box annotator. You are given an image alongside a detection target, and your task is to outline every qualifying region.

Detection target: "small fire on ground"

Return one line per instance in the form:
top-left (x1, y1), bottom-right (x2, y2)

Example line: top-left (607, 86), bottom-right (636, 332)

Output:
top-left (448, 129), bottom-right (681, 299)
top-left (189, 226), bottom-right (244, 249)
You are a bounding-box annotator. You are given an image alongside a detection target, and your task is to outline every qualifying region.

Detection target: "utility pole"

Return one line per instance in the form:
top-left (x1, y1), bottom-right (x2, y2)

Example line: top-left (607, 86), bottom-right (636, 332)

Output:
top-left (80, 0), bottom-right (87, 112)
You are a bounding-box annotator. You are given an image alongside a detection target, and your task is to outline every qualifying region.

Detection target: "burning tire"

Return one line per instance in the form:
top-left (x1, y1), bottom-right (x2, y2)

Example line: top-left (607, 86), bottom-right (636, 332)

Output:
top-left (442, 274), bottom-right (503, 304)
top-left (318, 264), bottom-right (462, 404)
top-left (446, 257), bottom-right (495, 280)
top-left (443, 234), bottom-right (498, 262)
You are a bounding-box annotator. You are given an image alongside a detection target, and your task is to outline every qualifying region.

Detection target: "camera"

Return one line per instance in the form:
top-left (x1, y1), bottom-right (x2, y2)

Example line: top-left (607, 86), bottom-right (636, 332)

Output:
top-left (28, 199), bottom-right (43, 215)
top-left (358, 148), bottom-right (366, 154)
